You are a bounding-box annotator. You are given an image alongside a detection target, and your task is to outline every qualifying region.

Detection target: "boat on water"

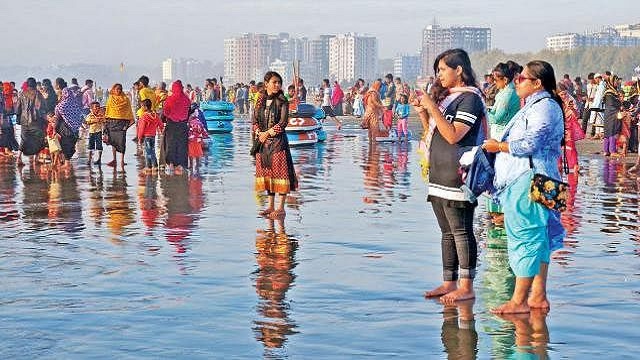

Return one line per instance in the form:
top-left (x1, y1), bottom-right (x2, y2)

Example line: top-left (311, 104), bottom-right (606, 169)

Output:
top-left (201, 101), bottom-right (234, 133)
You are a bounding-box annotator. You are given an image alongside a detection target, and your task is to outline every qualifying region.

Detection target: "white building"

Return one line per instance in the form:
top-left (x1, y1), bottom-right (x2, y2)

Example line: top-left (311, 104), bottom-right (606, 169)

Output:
top-left (328, 33), bottom-right (378, 84)
top-left (223, 33), bottom-right (273, 84)
top-left (269, 59), bottom-right (292, 86)
top-left (162, 58), bottom-right (175, 83)
top-left (547, 24), bottom-right (640, 51)
top-left (161, 57), bottom-right (214, 86)
top-left (421, 24), bottom-right (491, 76)
top-left (393, 54), bottom-right (422, 83)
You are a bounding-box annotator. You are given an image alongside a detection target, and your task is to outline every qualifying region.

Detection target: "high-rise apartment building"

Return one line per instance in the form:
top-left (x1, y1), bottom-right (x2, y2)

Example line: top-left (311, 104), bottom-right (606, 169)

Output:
top-left (329, 33), bottom-right (378, 84)
top-left (224, 33), bottom-right (273, 84)
top-left (421, 25), bottom-right (491, 76)
top-left (393, 54), bottom-right (422, 83)
top-left (162, 57), bottom-right (214, 85)
top-left (546, 24), bottom-right (640, 51)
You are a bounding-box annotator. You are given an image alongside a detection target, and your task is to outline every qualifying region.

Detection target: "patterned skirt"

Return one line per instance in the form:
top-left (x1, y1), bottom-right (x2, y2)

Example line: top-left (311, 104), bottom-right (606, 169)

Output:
top-left (255, 149), bottom-right (296, 194)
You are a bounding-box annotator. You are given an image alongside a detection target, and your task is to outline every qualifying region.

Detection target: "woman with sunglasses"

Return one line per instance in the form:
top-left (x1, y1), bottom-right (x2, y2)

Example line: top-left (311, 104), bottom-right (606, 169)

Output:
top-left (413, 49), bottom-right (486, 304)
top-left (483, 60), bottom-right (566, 314)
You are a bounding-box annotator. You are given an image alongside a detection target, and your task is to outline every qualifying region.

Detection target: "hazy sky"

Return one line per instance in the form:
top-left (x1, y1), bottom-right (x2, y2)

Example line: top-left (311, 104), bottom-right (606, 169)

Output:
top-left (6, 0), bottom-right (639, 67)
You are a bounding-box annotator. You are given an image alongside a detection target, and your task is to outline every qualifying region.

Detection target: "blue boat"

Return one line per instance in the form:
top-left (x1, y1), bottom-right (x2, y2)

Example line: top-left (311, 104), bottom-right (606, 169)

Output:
top-left (201, 101), bottom-right (234, 133)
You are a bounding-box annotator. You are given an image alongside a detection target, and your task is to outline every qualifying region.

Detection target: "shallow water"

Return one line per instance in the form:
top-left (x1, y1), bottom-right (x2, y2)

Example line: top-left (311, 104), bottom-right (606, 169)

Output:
top-left (0, 117), bottom-right (639, 359)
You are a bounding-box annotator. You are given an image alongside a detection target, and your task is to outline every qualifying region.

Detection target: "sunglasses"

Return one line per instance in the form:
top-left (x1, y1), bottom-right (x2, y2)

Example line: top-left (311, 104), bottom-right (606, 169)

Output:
top-left (515, 75), bottom-right (537, 84)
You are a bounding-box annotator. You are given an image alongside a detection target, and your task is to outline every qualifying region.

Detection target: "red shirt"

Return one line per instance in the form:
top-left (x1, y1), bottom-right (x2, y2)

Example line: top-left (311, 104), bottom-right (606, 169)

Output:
top-left (137, 112), bottom-right (163, 139)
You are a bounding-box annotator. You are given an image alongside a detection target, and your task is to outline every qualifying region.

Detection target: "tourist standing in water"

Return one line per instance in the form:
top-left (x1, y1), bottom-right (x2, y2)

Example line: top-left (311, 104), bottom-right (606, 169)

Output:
top-left (54, 77), bottom-right (84, 169)
top-left (483, 60), bottom-right (565, 314)
top-left (16, 78), bottom-right (46, 167)
top-left (104, 83), bottom-right (134, 171)
top-left (162, 80), bottom-right (191, 175)
top-left (253, 71), bottom-right (297, 219)
top-left (413, 49), bottom-right (486, 304)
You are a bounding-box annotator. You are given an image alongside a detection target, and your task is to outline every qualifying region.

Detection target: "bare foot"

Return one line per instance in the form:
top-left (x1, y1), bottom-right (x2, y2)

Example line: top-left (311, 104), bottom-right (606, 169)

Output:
top-left (491, 300), bottom-right (530, 314)
top-left (527, 294), bottom-right (550, 311)
top-left (259, 208), bottom-right (274, 216)
top-left (440, 288), bottom-right (475, 305)
top-left (424, 283), bottom-right (457, 298)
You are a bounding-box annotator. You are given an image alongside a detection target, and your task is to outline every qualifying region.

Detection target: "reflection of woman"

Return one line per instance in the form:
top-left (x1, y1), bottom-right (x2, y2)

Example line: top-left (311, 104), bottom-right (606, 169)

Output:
top-left (413, 49), bottom-right (486, 304)
top-left (440, 301), bottom-right (478, 359)
top-left (105, 172), bottom-right (134, 239)
top-left (484, 60), bottom-right (565, 314)
top-left (253, 218), bottom-right (298, 351)
top-left (104, 83), bottom-right (134, 170)
top-left (16, 78), bottom-right (45, 166)
top-left (253, 71), bottom-right (298, 219)
top-left (54, 77), bottom-right (84, 168)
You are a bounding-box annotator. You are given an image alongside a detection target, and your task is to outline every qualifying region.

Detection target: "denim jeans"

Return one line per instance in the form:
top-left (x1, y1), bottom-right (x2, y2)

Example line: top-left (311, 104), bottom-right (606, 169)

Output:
top-left (430, 197), bottom-right (477, 281)
top-left (143, 136), bottom-right (158, 168)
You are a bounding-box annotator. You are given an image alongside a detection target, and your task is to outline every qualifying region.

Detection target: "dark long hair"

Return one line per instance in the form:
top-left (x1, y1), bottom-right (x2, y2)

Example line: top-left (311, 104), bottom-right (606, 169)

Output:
top-left (433, 48), bottom-right (479, 89)
top-left (525, 60), bottom-right (563, 110)
top-left (493, 62), bottom-right (515, 82)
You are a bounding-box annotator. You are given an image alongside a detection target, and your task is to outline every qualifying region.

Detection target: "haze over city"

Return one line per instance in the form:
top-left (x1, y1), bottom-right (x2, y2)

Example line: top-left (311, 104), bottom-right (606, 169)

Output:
top-left (6, 0), bottom-right (639, 67)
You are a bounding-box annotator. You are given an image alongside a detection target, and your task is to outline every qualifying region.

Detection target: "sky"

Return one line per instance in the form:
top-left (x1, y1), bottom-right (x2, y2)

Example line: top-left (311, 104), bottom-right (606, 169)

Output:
top-left (5, 0), bottom-right (639, 67)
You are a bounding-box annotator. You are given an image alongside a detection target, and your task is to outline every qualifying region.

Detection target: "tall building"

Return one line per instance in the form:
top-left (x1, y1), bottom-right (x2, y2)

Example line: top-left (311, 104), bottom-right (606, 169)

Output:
top-left (303, 35), bottom-right (334, 86)
top-left (224, 33), bottom-right (273, 84)
top-left (421, 24), bottom-right (491, 76)
top-left (393, 54), bottom-right (422, 83)
top-left (329, 33), bottom-right (378, 84)
top-left (162, 58), bottom-right (175, 84)
top-left (269, 59), bottom-right (292, 86)
top-left (161, 58), bottom-right (214, 85)
top-left (546, 24), bottom-right (640, 51)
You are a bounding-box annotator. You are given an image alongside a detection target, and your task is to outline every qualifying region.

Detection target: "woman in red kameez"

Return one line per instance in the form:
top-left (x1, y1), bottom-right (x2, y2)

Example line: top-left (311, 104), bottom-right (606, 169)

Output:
top-left (252, 71), bottom-right (298, 219)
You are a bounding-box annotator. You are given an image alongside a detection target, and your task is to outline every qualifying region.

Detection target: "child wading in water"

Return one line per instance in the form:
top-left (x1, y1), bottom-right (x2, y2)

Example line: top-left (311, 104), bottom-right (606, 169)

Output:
top-left (85, 101), bottom-right (105, 165)
top-left (46, 112), bottom-right (63, 168)
top-left (136, 99), bottom-right (163, 174)
top-left (394, 94), bottom-right (410, 141)
top-left (188, 112), bottom-right (208, 173)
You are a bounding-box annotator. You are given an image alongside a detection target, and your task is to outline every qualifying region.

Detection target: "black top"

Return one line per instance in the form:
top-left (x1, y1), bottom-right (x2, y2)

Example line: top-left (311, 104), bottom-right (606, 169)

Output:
top-left (428, 92), bottom-right (485, 204)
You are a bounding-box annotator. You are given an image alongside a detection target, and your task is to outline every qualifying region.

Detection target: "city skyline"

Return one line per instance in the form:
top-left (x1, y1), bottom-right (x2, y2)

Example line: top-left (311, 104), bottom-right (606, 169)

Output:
top-left (4, 0), bottom-right (639, 67)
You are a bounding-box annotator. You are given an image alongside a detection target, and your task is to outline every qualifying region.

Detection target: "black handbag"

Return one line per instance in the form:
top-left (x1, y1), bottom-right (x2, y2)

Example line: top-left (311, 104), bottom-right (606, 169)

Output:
top-left (526, 97), bottom-right (569, 212)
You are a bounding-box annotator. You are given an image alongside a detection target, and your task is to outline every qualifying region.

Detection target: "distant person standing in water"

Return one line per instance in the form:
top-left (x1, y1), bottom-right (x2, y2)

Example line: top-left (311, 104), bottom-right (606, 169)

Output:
top-left (252, 71), bottom-right (298, 219)
top-left (104, 83), bottom-right (135, 170)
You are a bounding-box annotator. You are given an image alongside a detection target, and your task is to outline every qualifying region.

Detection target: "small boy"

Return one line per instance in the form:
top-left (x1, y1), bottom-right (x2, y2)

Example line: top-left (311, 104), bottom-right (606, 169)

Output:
top-left (137, 99), bottom-right (163, 174)
top-left (85, 101), bottom-right (104, 165)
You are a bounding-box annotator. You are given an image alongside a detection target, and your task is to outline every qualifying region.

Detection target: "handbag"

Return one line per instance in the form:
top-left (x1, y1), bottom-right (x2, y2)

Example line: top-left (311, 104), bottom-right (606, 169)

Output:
top-left (463, 147), bottom-right (496, 198)
top-left (526, 96), bottom-right (569, 212)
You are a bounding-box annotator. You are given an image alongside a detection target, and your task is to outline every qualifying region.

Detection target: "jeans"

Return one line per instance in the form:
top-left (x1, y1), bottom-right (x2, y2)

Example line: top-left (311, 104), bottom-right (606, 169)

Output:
top-left (430, 197), bottom-right (477, 281)
top-left (143, 136), bottom-right (158, 168)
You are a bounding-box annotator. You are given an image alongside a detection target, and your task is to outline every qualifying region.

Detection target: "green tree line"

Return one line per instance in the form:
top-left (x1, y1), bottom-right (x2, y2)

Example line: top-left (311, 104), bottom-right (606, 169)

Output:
top-left (470, 47), bottom-right (640, 80)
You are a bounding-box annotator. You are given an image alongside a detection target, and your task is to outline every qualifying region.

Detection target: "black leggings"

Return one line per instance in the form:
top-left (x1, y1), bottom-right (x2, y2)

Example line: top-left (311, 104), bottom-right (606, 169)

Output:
top-left (430, 197), bottom-right (477, 281)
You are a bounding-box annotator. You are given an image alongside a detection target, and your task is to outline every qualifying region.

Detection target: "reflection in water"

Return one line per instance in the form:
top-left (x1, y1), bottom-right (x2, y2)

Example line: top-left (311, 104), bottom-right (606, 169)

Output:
top-left (20, 167), bottom-right (50, 228)
top-left (0, 164), bottom-right (20, 222)
top-left (87, 169), bottom-right (106, 228)
top-left (495, 311), bottom-right (550, 360)
top-left (361, 142), bottom-right (411, 210)
top-left (138, 174), bottom-right (161, 234)
top-left (105, 171), bottom-right (134, 242)
top-left (48, 168), bottom-right (83, 234)
top-left (206, 133), bottom-right (235, 171)
top-left (161, 174), bottom-right (206, 255)
top-left (253, 218), bottom-right (299, 357)
top-left (440, 300), bottom-right (478, 360)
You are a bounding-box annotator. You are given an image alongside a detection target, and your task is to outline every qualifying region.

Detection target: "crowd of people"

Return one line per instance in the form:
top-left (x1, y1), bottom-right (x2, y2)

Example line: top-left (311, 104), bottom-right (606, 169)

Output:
top-left (1, 47), bottom-right (639, 316)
